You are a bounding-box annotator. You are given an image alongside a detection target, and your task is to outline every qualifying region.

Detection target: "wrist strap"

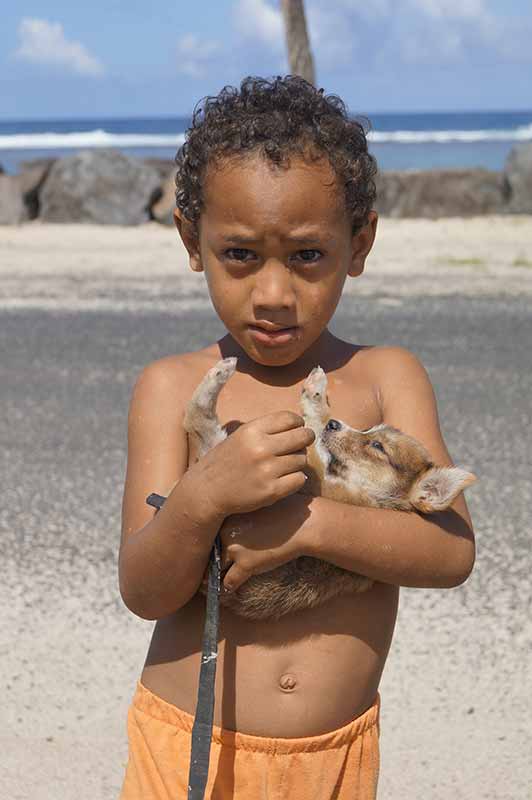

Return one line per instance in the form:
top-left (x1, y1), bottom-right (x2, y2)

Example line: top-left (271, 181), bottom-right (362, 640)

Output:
top-left (146, 492), bottom-right (220, 800)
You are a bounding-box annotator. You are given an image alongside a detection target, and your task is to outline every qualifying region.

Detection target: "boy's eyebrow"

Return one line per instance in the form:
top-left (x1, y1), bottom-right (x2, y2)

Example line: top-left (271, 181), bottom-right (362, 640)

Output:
top-left (220, 232), bottom-right (334, 245)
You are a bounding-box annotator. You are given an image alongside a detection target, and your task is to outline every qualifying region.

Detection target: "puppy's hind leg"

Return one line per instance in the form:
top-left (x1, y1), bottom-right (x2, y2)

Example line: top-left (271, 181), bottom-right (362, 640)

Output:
top-left (184, 357), bottom-right (237, 460)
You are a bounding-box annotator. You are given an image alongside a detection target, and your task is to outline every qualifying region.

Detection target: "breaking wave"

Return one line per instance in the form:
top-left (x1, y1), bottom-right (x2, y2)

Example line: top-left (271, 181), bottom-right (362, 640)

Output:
top-left (0, 125), bottom-right (531, 150)
top-left (369, 124), bottom-right (532, 144)
top-left (0, 129), bottom-right (185, 150)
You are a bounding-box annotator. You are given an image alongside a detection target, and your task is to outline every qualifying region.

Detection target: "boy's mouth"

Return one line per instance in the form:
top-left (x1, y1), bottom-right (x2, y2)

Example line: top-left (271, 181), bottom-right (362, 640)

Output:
top-left (248, 323), bottom-right (300, 346)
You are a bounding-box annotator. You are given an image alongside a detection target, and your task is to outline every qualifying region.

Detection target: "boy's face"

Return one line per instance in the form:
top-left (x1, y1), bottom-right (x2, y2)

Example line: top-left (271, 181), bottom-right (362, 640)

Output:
top-left (175, 151), bottom-right (377, 368)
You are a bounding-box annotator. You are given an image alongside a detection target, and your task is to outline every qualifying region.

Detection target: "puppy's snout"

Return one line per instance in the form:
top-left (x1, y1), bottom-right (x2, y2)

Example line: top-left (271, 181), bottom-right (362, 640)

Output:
top-left (325, 419), bottom-right (342, 432)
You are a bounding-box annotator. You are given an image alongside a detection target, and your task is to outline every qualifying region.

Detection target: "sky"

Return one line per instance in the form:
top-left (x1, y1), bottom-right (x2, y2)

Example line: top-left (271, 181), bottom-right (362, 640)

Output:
top-left (1, 0), bottom-right (531, 120)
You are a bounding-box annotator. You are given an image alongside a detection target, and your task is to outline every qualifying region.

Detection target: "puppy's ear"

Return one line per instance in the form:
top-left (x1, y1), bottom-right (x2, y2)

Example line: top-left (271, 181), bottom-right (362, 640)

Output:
top-left (409, 466), bottom-right (476, 513)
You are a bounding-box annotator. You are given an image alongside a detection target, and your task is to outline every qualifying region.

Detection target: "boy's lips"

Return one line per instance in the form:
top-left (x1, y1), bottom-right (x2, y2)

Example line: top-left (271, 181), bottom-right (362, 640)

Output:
top-left (247, 323), bottom-right (300, 346)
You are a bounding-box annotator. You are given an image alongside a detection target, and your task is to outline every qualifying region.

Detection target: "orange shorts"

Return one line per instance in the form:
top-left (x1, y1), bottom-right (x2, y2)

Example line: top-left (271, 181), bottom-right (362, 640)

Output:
top-left (119, 681), bottom-right (380, 800)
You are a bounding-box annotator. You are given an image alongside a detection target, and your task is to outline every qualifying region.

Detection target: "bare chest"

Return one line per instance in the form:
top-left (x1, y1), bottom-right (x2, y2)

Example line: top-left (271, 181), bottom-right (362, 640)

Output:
top-left (209, 370), bottom-right (381, 433)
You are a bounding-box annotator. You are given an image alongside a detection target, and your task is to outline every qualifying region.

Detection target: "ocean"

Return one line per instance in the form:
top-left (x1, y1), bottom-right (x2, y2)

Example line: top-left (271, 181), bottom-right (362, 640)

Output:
top-left (1, 110), bottom-right (531, 175)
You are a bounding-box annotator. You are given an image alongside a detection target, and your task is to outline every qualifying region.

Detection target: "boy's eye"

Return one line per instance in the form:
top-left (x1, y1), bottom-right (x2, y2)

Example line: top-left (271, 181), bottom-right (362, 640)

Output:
top-left (295, 249), bottom-right (322, 263)
top-left (223, 249), bottom-right (323, 265)
top-left (225, 248), bottom-right (253, 262)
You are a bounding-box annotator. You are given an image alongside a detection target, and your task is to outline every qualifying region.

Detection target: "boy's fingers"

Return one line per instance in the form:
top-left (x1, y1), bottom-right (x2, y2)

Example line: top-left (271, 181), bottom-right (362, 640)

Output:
top-left (271, 426), bottom-right (315, 455)
top-left (274, 471), bottom-right (308, 498)
top-left (274, 453), bottom-right (308, 477)
top-left (220, 553), bottom-right (233, 571)
top-left (223, 563), bottom-right (249, 594)
top-left (253, 410), bottom-right (305, 435)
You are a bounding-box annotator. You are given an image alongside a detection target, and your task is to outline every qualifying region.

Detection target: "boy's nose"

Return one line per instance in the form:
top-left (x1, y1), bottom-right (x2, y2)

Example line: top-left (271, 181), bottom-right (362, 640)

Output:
top-left (252, 260), bottom-right (296, 310)
top-left (325, 419), bottom-right (342, 431)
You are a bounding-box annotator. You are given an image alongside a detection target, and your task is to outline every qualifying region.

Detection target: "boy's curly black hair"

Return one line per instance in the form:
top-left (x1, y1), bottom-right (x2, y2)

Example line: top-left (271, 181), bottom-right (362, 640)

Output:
top-left (175, 75), bottom-right (377, 235)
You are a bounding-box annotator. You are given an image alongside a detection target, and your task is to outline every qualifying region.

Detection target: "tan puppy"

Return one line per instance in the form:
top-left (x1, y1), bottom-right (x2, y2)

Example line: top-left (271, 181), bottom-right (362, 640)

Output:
top-left (184, 357), bottom-right (476, 620)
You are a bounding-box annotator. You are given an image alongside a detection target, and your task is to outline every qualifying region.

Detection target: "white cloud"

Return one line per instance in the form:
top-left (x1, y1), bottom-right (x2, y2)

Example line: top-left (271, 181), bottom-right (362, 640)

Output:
top-left (400, 0), bottom-right (497, 63)
top-left (411, 0), bottom-right (488, 20)
top-left (338, 0), bottom-right (489, 19)
top-left (306, 6), bottom-right (356, 69)
top-left (335, 0), bottom-right (391, 18)
top-left (176, 33), bottom-right (222, 78)
top-left (227, 0), bottom-right (530, 76)
top-left (232, 0), bottom-right (284, 49)
top-left (400, 24), bottom-right (464, 63)
top-left (304, 0), bottom-right (522, 69)
top-left (489, 16), bottom-right (532, 64)
top-left (15, 18), bottom-right (104, 77)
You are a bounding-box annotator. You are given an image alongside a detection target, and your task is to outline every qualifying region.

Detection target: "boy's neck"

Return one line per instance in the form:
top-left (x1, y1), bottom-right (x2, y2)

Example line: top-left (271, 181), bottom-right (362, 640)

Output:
top-left (217, 329), bottom-right (357, 386)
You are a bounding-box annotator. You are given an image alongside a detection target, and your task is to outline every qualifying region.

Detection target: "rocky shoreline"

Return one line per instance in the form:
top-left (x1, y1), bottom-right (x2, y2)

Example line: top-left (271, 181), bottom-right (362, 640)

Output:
top-left (1, 143), bottom-right (532, 225)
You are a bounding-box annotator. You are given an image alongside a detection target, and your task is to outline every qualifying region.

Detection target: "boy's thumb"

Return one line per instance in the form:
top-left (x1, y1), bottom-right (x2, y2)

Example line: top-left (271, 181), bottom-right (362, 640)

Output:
top-left (222, 564), bottom-right (248, 594)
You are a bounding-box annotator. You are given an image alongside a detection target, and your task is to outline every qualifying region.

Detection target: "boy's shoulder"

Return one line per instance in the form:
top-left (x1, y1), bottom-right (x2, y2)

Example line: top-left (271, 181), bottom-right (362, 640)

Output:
top-left (130, 345), bottom-right (220, 409)
top-left (349, 344), bottom-right (435, 415)
top-left (353, 345), bottom-right (440, 440)
top-left (352, 344), bottom-right (430, 383)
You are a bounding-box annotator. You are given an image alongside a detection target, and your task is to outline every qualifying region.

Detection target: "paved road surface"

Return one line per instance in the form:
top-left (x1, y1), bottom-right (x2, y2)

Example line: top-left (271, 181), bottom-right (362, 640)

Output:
top-left (2, 293), bottom-right (531, 799)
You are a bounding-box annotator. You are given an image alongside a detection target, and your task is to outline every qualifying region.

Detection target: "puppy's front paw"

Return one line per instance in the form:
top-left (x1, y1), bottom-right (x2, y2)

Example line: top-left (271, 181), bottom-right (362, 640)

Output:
top-left (302, 366), bottom-right (327, 401)
top-left (301, 365), bottom-right (330, 425)
top-left (211, 356), bottom-right (238, 383)
top-left (193, 357), bottom-right (237, 410)
top-left (184, 358), bottom-right (237, 450)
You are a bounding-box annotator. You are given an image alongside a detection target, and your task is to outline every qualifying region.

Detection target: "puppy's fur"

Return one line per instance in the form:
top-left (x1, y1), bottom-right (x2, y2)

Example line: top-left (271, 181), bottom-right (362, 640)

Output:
top-left (183, 358), bottom-right (476, 620)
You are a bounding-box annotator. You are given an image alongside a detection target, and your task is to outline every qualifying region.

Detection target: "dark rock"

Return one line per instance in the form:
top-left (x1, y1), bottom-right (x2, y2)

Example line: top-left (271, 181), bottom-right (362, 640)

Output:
top-left (39, 149), bottom-right (161, 224)
top-left (503, 143), bottom-right (532, 213)
top-left (143, 159), bottom-right (176, 225)
top-left (0, 159), bottom-right (56, 223)
top-left (19, 157), bottom-right (57, 174)
top-left (375, 169), bottom-right (505, 218)
top-left (143, 158), bottom-right (175, 180)
top-left (0, 174), bottom-right (26, 224)
top-left (19, 159), bottom-right (56, 219)
top-left (151, 173), bottom-right (177, 226)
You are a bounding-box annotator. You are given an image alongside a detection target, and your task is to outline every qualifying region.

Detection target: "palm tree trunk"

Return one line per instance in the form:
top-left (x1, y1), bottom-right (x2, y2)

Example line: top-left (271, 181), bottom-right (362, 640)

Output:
top-left (280, 0), bottom-right (316, 85)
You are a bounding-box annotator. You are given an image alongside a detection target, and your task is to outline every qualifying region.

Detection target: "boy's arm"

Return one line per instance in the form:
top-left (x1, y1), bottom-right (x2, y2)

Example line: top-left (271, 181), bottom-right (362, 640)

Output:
top-left (303, 347), bottom-right (475, 588)
top-left (120, 357), bottom-right (312, 618)
top-left (119, 358), bottom-right (224, 620)
top-left (221, 348), bottom-right (475, 592)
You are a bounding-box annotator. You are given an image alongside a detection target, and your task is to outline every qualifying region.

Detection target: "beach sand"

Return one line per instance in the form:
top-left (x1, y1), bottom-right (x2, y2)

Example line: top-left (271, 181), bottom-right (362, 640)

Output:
top-left (1, 216), bottom-right (532, 310)
top-left (1, 216), bottom-right (531, 800)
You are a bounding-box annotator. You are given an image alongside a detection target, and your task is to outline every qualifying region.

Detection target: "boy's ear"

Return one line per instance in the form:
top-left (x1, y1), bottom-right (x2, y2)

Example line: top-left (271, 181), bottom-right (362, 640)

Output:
top-left (173, 208), bottom-right (203, 272)
top-left (348, 210), bottom-right (378, 278)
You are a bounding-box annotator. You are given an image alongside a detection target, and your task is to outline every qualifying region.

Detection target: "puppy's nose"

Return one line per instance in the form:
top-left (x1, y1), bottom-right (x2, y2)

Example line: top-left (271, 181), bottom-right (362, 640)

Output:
top-left (325, 419), bottom-right (342, 431)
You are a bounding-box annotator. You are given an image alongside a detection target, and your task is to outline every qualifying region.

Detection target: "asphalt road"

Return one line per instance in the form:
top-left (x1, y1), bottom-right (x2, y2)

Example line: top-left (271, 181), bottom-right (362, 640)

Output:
top-left (2, 293), bottom-right (531, 799)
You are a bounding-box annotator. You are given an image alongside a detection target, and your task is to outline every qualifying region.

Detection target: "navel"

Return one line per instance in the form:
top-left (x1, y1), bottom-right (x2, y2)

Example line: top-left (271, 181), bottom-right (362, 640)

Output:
top-left (279, 673), bottom-right (297, 692)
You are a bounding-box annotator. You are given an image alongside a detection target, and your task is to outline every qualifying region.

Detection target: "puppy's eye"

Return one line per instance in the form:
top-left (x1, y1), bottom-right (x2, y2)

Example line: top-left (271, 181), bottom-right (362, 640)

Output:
top-left (370, 440), bottom-right (386, 453)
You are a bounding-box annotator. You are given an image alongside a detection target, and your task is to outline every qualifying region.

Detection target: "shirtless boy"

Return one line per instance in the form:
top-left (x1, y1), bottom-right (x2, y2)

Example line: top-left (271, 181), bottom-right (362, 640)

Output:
top-left (118, 75), bottom-right (475, 799)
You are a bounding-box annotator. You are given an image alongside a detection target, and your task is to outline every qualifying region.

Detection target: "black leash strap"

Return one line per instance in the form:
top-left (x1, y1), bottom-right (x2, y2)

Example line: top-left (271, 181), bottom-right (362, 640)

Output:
top-left (146, 492), bottom-right (221, 800)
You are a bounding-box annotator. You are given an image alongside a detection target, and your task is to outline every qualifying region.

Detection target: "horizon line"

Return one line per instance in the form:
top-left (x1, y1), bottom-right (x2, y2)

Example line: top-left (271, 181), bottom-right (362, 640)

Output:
top-left (1, 108), bottom-right (532, 125)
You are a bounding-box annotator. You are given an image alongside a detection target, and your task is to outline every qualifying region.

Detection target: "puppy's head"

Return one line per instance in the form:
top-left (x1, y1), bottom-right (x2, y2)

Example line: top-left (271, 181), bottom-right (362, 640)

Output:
top-left (319, 420), bottom-right (475, 512)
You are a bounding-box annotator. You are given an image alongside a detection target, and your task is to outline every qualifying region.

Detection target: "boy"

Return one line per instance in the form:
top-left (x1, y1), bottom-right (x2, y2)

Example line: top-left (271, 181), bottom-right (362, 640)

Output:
top-left (119, 75), bottom-right (475, 799)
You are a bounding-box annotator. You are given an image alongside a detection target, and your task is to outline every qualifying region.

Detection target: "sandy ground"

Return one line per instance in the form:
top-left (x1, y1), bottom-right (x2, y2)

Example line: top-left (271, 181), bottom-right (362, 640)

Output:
top-left (1, 216), bottom-right (532, 310)
top-left (1, 216), bottom-right (531, 800)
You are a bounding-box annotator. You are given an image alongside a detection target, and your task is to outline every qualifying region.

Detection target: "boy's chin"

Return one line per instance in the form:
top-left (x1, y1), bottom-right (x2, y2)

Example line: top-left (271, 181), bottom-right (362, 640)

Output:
top-left (234, 334), bottom-right (306, 367)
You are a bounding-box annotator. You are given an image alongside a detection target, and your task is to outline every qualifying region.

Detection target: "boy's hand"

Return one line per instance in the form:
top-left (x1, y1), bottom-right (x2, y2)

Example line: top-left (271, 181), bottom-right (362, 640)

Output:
top-left (192, 411), bottom-right (315, 518)
top-left (217, 493), bottom-right (313, 593)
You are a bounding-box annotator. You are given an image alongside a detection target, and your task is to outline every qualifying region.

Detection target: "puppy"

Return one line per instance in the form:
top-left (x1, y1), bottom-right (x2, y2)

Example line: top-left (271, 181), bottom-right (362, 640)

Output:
top-left (183, 357), bottom-right (476, 620)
